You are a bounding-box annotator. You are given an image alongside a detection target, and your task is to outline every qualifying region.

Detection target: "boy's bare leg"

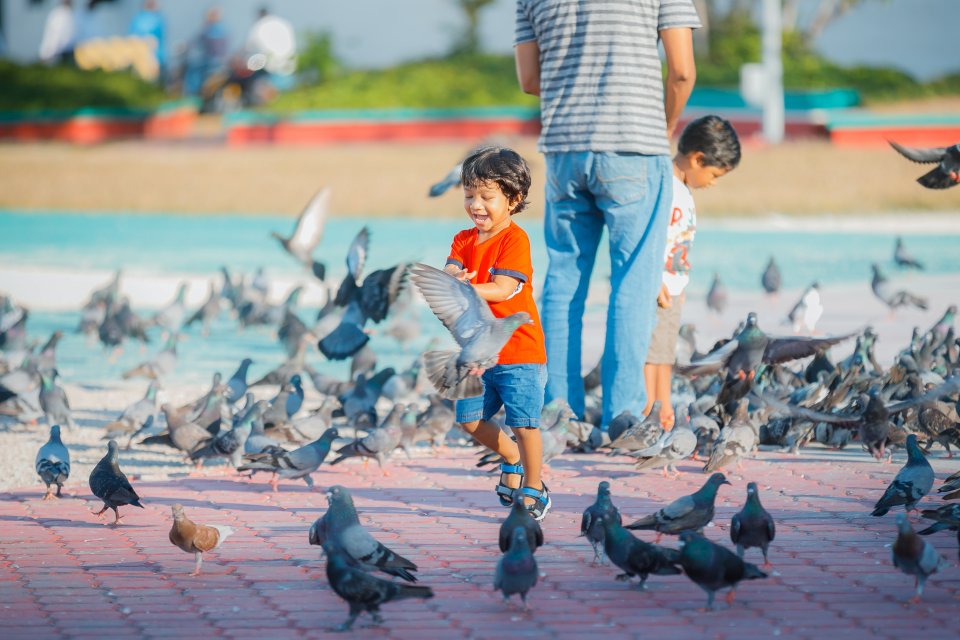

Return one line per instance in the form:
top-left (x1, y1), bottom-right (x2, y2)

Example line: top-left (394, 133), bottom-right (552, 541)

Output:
top-left (460, 419), bottom-right (522, 490)
top-left (643, 363), bottom-right (657, 415)
top-left (513, 427), bottom-right (544, 507)
top-left (656, 364), bottom-right (674, 428)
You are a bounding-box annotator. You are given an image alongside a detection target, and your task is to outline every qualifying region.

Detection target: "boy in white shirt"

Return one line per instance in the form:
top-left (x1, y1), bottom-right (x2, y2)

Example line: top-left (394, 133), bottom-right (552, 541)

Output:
top-left (645, 115), bottom-right (741, 427)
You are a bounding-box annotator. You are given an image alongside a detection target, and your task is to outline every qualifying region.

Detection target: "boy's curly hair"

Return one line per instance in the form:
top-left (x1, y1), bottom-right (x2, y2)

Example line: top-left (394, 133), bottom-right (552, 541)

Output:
top-left (678, 115), bottom-right (742, 170)
top-left (460, 147), bottom-right (532, 215)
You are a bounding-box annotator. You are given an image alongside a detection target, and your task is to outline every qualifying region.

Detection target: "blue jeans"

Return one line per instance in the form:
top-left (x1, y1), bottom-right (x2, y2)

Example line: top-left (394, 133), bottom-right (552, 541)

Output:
top-left (542, 152), bottom-right (672, 427)
top-left (455, 364), bottom-right (546, 428)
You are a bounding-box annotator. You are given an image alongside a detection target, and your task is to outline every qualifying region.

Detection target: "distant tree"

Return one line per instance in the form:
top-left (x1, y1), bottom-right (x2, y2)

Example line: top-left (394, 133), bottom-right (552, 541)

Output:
top-left (451, 0), bottom-right (496, 56)
top-left (783, 0), bottom-right (880, 46)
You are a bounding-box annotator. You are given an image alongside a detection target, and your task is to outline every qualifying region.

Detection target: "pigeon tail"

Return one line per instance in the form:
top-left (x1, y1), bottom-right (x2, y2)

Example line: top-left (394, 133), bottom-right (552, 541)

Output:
top-left (741, 562), bottom-right (768, 581)
top-left (392, 584), bottom-right (434, 601)
top-left (318, 323), bottom-right (369, 360)
top-left (422, 350), bottom-right (484, 400)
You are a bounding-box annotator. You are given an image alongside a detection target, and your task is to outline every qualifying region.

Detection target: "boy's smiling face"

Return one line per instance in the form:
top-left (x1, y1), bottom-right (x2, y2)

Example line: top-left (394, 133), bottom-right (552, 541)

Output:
top-left (463, 180), bottom-right (517, 236)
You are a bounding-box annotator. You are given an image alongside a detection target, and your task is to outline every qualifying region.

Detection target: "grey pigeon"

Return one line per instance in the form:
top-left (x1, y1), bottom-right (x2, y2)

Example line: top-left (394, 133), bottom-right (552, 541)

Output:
top-left (330, 404), bottom-right (404, 473)
top-left (606, 410), bottom-right (640, 442)
top-left (415, 394), bottom-right (455, 447)
top-left (323, 542), bottom-right (433, 632)
top-left (183, 282), bottom-right (222, 335)
top-left (157, 403), bottom-right (213, 457)
top-left (893, 236), bottom-right (924, 270)
top-left (311, 485), bottom-right (419, 582)
top-left (89, 440), bottom-right (143, 525)
top-left (494, 528), bottom-right (538, 610)
top-left (871, 434), bottom-right (934, 516)
top-left (499, 498), bottom-right (544, 554)
top-left (632, 409), bottom-right (698, 477)
top-left (892, 513), bottom-right (946, 604)
top-left (626, 472), bottom-right (730, 539)
top-left (605, 402), bottom-right (663, 455)
top-left (706, 273), bottom-right (727, 314)
top-left (190, 402), bottom-right (265, 468)
top-left (761, 257), bottom-right (780, 294)
top-left (600, 512), bottom-right (681, 588)
top-left (428, 161), bottom-right (463, 197)
top-left (225, 358), bottom-right (253, 403)
top-left (730, 482), bottom-right (776, 567)
top-left (121, 333), bottom-right (178, 379)
top-left (271, 187), bottom-right (330, 274)
top-left (889, 140), bottom-right (960, 190)
top-left (678, 531), bottom-right (767, 610)
top-left (918, 503), bottom-right (960, 539)
top-left (104, 381), bottom-right (159, 440)
top-left (580, 481), bottom-right (621, 565)
top-left (150, 283), bottom-right (188, 333)
top-left (238, 427), bottom-right (339, 491)
top-left (243, 404), bottom-right (279, 455)
top-left (38, 369), bottom-right (74, 430)
top-left (35, 424), bottom-right (70, 499)
top-left (409, 263), bottom-right (532, 399)
top-left (871, 264), bottom-right (928, 311)
top-left (704, 400), bottom-right (758, 473)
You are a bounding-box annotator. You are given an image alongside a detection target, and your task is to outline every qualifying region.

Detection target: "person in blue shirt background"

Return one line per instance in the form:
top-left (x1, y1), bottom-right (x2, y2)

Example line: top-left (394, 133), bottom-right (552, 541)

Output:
top-left (129, 0), bottom-right (166, 83)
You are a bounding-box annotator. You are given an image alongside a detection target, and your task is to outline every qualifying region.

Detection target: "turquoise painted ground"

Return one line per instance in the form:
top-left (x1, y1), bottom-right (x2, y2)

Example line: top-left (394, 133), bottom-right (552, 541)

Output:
top-left (2, 210), bottom-right (959, 387)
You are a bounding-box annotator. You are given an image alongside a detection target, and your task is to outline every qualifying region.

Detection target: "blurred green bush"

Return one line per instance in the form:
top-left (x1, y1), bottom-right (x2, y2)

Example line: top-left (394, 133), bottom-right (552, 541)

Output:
top-left (0, 61), bottom-right (166, 112)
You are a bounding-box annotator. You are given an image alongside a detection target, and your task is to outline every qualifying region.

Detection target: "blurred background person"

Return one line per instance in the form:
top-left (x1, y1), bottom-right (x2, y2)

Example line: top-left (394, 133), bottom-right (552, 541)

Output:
top-left (183, 6), bottom-right (229, 98)
top-left (245, 5), bottom-right (297, 91)
top-left (39, 0), bottom-right (75, 64)
top-left (128, 0), bottom-right (166, 84)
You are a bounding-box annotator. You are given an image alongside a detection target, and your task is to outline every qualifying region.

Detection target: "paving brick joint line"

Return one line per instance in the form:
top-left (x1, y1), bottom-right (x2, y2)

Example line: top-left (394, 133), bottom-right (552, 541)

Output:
top-left (2, 448), bottom-right (959, 640)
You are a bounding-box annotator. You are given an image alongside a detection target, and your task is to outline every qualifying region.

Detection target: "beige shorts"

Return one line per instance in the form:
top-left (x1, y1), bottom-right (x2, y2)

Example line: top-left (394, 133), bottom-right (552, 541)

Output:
top-left (646, 295), bottom-right (684, 365)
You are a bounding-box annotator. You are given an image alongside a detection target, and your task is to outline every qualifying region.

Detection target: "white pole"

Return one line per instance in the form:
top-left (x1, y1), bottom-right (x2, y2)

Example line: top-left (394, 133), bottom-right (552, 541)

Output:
top-left (761, 0), bottom-right (785, 144)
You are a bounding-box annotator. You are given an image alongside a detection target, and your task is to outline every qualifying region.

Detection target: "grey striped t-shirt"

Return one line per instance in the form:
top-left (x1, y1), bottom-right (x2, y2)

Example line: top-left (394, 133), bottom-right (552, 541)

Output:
top-left (515, 0), bottom-right (701, 156)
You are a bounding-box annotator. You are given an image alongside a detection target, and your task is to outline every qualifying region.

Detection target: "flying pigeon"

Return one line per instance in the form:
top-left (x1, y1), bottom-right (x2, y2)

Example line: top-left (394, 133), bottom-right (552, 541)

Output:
top-left (889, 140), bottom-right (960, 190)
top-left (271, 187), bottom-right (330, 278)
top-left (410, 263), bottom-right (532, 399)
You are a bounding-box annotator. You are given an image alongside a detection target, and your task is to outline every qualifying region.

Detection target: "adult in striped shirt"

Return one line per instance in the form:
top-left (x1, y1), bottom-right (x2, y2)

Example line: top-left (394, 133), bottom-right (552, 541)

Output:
top-left (514, 0), bottom-right (701, 429)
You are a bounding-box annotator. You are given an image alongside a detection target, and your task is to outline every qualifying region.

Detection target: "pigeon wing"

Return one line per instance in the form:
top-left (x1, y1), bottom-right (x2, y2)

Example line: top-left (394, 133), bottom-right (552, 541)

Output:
top-left (763, 332), bottom-right (855, 365)
top-left (675, 339), bottom-right (739, 376)
top-left (410, 263), bottom-right (494, 347)
top-left (288, 188), bottom-right (330, 261)
top-left (345, 227), bottom-right (369, 280)
top-left (889, 141), bottom-right (945, 164)
top-left (917, 166), bottom-right (957, 189)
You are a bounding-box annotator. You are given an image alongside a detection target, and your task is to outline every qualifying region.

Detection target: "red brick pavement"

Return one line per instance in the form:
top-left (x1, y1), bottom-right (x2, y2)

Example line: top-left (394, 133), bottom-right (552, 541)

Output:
top-left (1, 447), bottom-right (958, 639)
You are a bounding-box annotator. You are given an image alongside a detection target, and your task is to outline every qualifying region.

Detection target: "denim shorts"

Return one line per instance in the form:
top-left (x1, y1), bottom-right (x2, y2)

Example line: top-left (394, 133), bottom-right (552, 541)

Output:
top-left (454, 364), bottom-right (546, 428)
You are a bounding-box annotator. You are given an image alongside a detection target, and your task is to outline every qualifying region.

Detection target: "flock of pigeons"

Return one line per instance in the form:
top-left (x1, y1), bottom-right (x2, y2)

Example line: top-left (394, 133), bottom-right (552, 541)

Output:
top-left (3, 141), bottom-right (960, 628)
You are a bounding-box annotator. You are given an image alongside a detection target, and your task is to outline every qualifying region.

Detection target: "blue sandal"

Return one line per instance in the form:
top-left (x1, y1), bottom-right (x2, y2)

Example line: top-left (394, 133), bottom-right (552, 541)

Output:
top-left (519, 484), bottom-right (551, 522)
top-left (497, 462), bottom-right (524, 506)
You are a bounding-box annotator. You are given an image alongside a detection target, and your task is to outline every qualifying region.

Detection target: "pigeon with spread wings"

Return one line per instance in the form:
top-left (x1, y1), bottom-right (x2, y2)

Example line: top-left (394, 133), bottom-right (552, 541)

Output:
top-left (409, 263), bottom-right (532, 399)
top-left (889, 141), bottom-right (960, 190)
top-left (271, 188), bottom-right (330, 279)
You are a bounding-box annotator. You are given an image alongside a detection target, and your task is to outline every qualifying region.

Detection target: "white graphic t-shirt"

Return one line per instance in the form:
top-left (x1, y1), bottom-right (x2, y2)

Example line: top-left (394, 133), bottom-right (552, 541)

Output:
top-left (662, 175), bottom-right (696, 296)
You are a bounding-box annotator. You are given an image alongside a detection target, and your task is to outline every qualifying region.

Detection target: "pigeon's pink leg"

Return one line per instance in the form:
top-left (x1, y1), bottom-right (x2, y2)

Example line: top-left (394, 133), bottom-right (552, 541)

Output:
top-left (725, 589), bottom-right (737, 605)
top-left (189, 552), bottom-right (203, 577)
top-left (92, 506), bottom-right (108, 519)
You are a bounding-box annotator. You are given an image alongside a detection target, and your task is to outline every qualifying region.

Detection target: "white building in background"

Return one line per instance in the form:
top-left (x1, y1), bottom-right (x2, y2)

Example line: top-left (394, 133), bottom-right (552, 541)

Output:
top-left (1, 0), bottom-right (956, 81)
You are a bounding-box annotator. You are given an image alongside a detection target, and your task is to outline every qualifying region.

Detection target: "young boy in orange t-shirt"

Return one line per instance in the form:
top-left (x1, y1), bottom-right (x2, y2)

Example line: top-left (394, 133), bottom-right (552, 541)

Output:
top-left (443, 147), bottom-right (550, 521)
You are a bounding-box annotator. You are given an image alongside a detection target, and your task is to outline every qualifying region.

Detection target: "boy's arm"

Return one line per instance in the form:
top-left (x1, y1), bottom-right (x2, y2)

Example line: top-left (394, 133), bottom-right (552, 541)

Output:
top-left (514, 41), bottom-right (540, 96)
top-left (472, 275), bottom-right (522, 303)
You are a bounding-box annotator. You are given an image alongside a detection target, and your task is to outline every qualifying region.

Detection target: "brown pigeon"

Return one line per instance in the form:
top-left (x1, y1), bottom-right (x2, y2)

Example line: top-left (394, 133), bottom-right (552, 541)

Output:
top-left (168, 504), bottom-right (234, 576)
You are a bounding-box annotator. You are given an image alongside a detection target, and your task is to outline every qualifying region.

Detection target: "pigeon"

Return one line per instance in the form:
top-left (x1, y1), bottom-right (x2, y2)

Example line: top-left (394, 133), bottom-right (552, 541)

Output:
top-left (928, 304), bottom-right (956, 339)
top-left (238, 427), bottom-right (339, 491)
top-left (785, 282), bottom-right (823, 334)
top-left (632, 410), bottom-right (698, 477)
top-left (494, 528), bottom-right (538, 610)
top-left (626, 472), bottom-right (730, 539)
top-left (249, 338), bottom-right (308, 387)
top-left (600, 512), bottom-right (681, 587)
top-left (871, 434), bottom-right (934, 516)
top-left (271, 187), bottom-right (330, 277)
top-left (871, 264), bottom-right (928, 311)
top-left (605, 402), bottom-right (663, 455)
top-left (38, 369), bottom-right (74, 430)
top-left (730, 482), bottom-right (776, 567)
top-left (225, 358), bottom-right (253, 403)
top-left (889, 140), bottom-right (960, 190)
top-left (104, 381), bottom-right (159, 440)
top-left (150, 283), bottom-right (188, 333)
top-left (678, 531), bottom-right (768, 610)
top-left (580, 481), bottom-right (621, 565)
top-left (893, 236), bottom-right (924, 270)
top-left (761, 257), bottom-right (780, 295)
top-left (917, 503), bottom-right (960, 537)
top-left (88, 440), bottom-right (143, 525)
top-left (121, 333), bottom-right (178, 379)
top-left (189, 402), bottom-right (265, 469)
top-left (415, 394), bottom-right (455, 448)
top-left (330, 403), bottom-right (404, 473)
top-left (706, 273), bottom-right (727, 314)
top-left (606, 410), bottom-right (641, 442)
top-left (35, 424), bottom-right (70, 500)
top-left (892, 513), bottom-right (946, 604)
top-left (311, 485), bottom-right (419, 582)
top-left (148, 403), bottom-right (213, 457)
top-left (428, 161), bottom-right (463, 197)
top-left (323, 542), bottom-right (433, 632)
top-left (409, 263), bottom-right (533, 399)
top-left (703, 400), bottom-right (758, 473)
top-left (168, 504), bottom-right (234, 576)
top-left (499, 497), bottom-right (544, 554)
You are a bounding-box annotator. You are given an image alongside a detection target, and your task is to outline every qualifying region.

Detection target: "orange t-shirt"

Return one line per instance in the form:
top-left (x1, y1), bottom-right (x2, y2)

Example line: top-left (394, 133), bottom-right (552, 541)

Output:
top-left (446, 223), bottom-right (547, 365)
